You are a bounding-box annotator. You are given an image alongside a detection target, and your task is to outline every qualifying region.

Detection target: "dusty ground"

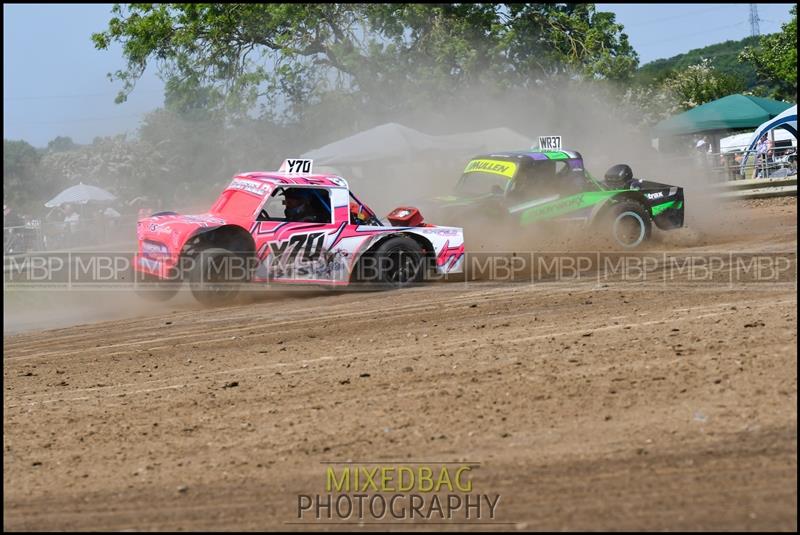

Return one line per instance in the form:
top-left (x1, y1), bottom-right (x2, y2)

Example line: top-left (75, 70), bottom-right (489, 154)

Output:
top-left (3, 197), bottom-right (797, 531)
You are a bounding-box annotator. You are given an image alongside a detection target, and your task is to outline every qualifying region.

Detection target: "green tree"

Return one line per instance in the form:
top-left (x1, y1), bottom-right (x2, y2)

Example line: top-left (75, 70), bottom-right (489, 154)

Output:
top-left (3, 139), bottom-right (48, 208)
top-left (739, 5), bottom-right (797, 101)
top-left (92, 4), bottom-right (639, 121)
top-left (635, 36), bottom-right (762, 90)
top-left (46, 136), bottom-right (79, 153)
top-left (502, 4), bottom-right (637, 85)
top-left (662, 58), bottom-right (745, 111)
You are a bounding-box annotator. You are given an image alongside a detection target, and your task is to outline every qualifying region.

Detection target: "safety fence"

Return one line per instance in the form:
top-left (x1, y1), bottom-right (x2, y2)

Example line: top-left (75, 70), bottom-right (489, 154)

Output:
top-left (712, 175), bottom-right (797, 201)
top-left (699, 144), bottom-right (796, 182)
top-left (3, 214), bottom-right (138, 256)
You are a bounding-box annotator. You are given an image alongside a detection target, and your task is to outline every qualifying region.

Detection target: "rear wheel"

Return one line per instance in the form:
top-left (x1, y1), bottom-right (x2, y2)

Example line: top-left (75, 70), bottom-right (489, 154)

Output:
top-left (606, 201), bottom-right (652, 249)
top-left (354, 236), bottom-right (426, 289)
top-left (189, 247), bottom-right (248, 306)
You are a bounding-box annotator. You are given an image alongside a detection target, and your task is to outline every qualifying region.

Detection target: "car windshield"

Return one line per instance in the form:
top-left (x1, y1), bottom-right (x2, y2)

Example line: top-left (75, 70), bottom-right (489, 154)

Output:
top-left (209, 188), bottom-right (264, 217)
top-left (455, 158), bottom-right (518, 197)
top-left (455, 173), bottom-right (510, 197)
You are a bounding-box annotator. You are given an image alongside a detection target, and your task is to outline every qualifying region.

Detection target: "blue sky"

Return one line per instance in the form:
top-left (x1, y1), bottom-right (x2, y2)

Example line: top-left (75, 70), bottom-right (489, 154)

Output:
top-left (3, 3), bottom-right (796, 147)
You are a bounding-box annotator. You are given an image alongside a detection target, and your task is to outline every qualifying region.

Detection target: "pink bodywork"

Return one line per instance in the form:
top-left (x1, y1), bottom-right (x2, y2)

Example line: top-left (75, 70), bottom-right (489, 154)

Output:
top-left (135, 171), bottom-right (465, 285)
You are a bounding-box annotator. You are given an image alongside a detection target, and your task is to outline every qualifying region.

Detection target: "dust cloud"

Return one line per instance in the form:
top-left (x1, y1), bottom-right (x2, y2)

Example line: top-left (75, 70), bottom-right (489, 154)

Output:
top-left (327, 81), bottom-right (736, 254)
top-left (4, 81), bottom-right (763, 334)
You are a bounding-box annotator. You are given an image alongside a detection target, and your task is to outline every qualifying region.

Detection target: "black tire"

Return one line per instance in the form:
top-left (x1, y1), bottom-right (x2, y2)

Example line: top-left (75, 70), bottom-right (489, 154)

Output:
top-left (605, 200), bottom-right (652, 249)
top-left (354, 236), bottom-right (426, 289)
top-left (134, 272), bottom-right (180, 302)
top-left (189, 247), bottom-right (248, 306)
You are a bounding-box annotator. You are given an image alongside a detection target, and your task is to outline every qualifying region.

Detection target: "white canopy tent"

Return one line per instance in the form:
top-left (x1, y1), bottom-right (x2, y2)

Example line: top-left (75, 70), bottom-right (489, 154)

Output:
top-left (302, 123), bottom-right (437, 166)
top-left (434, 127), bottom-right (533, 155)
top-left (720, 128), bottom-right (796, 153)
top-left (301, 122), bottom-right (532, 214)
top-left (301, 122), bottom-right (533, 166)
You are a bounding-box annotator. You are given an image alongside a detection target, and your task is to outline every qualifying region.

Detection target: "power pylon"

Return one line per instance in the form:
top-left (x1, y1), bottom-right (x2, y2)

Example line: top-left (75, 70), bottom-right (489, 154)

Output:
top-left (749, 4), bottom-right (761, 36)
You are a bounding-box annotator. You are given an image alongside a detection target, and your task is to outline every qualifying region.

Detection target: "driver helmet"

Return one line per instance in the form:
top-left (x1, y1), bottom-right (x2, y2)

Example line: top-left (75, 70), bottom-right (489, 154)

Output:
top-left (283, 188), bottom-right (314, 220)
top-left (604, 164), bottom-right (633, 187)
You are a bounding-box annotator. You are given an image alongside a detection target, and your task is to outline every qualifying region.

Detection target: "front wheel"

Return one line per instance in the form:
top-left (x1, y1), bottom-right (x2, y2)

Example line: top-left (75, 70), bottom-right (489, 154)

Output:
top-left (605, 201), bottom-right (652, 249)
top-left (189, 247), bottom-right (248, 306)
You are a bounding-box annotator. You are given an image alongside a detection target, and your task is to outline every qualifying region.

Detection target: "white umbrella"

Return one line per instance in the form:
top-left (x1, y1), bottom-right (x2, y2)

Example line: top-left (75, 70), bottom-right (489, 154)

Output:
top-left (44, 182), bottom-right (116, 208)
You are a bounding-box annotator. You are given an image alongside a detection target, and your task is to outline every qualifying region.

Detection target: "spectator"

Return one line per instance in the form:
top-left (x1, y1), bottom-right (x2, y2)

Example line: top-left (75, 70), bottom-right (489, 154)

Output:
top-left (4, 204), bottom-right (26, 254)
top-left (103, 206), bottom-right (121, 219)
top-left (4, 204), bottom-right (24, 228)
top-left (695, 136), bottom-right (709, 153)
top-left (63, 204), bottom-right (80, 233)
top-left (46, 205), bottom-right (65, 224)
top-left (755, 133), bottom-right (774, 178)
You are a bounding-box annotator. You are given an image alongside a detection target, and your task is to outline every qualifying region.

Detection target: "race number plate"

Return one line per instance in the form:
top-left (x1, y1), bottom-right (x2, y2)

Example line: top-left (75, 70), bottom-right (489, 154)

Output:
top-left (538, 136), bottom-right (562, 150)
top-left (278, 159), bottom-right (314, 174)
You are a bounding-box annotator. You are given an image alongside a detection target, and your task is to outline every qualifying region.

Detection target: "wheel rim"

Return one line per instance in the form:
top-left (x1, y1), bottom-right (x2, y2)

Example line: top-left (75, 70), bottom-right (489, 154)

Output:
top-left (613, 211), bottom-right (646, 248)
top-left (385, 250), bottom-right (418, 286)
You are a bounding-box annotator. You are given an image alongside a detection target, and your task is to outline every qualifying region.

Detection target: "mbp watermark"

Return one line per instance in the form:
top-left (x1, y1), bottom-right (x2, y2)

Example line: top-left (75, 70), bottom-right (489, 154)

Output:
top-left (3, 250), bottom-right (796, 290)
top-left (292, 462), bottom-right (503, 525)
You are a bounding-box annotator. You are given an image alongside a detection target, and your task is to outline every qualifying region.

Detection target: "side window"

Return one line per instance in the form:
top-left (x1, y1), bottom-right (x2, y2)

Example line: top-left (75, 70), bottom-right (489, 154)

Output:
top-left (553, 161), bottom-right (569, 177)
top-left (257, 187), bottom-right (332, 223)
top-left (510, 161), bottom-right (576, 199)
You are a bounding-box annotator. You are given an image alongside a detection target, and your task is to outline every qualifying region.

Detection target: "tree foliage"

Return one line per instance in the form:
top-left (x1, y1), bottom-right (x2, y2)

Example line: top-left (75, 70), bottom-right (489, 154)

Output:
top-left (661, 58), bottom-right (746, 111)
top-left (39, 134), bottom-right (177, 202)
top-left (635, 36), bottom-right (762, 90)
top-left (3, 139), bottom-right (48, 208)
top-left (739, 5), bottom-right (797, 101)
top-left (46, 136), bottom-right (80, 153)
top-left (92, 3), bottom-right (638, 120)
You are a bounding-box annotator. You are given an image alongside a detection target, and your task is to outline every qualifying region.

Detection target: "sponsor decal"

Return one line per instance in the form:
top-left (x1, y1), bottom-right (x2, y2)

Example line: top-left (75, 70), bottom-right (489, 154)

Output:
top-left (229, 178), bottom-right (270, 196)
top-left (180, 214), bottom-right (227, 227)
top-left (141, 240), bottom-right (168, 255)
top-left (645, 191), bottom-right (664, 200)
top-left (418, 227), bottom-right (462, 237)
top-left (147, 223), bottom-right (174, 234)
top-left (463, 159), bottom-right (517, 178)
top-left (523, 194), bottom-right (584, 219)
top-left (651, 200), bottom-right (682, 217)
top-left (508, 194), bottom-right (561, 214)
top-left (519, 190), bottom-right (617, 224)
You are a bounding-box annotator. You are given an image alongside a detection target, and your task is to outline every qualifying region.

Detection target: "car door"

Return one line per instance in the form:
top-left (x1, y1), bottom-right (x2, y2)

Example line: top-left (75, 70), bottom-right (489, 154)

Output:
top-left (506, 160), bottom-right (594, 223)
top-left (250, 186), bottom-right (347, 283)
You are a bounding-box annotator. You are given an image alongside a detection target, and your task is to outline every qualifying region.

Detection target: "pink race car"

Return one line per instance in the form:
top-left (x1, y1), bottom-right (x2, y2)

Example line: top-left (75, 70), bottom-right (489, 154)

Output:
top-left (135, 159), bottom-right (465, 305)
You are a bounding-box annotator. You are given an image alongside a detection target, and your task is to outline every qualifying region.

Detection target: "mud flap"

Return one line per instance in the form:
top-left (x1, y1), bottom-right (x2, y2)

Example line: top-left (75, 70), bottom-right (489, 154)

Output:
top-left (653, 188), bottom-right (685, 230)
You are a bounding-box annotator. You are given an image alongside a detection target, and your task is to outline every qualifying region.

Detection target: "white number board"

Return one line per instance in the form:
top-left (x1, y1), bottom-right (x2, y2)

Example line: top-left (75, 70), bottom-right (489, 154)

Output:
top-left (538, 136), bottom-right (562, 150)
top-left (278, 159), bottom-right (313, 174)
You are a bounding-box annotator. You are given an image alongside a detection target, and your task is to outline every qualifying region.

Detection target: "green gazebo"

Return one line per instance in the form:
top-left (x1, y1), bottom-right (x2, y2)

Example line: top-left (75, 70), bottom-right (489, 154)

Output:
top-left (653, 94), bottom-right (793, 152)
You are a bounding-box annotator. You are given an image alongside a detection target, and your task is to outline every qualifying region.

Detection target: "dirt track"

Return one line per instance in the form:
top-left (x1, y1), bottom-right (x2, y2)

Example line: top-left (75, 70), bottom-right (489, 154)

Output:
top-left (3, 198), bottom-right (797, 531)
